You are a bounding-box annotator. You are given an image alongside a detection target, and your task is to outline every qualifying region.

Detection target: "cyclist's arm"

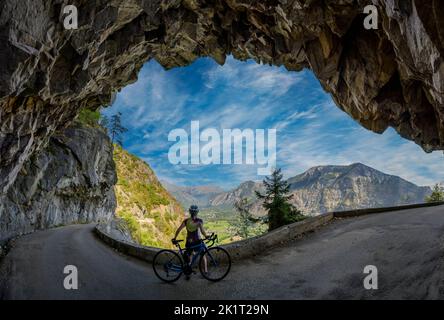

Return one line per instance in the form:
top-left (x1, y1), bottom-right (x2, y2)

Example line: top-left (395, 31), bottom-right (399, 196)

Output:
top-left (173, 220), bottom-right (186, 240)
top-left (199, 222), bottom-right (208, 238)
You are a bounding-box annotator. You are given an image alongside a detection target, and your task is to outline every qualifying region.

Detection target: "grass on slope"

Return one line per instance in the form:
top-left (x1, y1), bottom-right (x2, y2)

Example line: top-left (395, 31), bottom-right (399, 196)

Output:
top-left (113, 145), bottom-right (186, 249)
top-left (75, 108), bottom-right (101, 128)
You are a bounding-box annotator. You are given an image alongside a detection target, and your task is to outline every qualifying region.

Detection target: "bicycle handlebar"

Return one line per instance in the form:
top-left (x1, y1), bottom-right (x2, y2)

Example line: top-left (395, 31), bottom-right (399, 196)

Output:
top-left (204, 233), bottom-right (218, 247)
top-left (171, 233), bottom-right (218, 247)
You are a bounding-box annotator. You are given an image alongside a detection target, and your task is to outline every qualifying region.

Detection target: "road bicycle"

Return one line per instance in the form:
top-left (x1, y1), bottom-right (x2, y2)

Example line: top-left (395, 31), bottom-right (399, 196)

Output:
top-left (152, 233), bottom-right (231, 282)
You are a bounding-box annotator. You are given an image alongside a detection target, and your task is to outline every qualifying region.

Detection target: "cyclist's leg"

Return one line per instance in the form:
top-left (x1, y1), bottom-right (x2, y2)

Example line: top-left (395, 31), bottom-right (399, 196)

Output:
top-left (185, 240), bottom-right (197, 262)
top-left (183, 247), bottom-right (191, 265)
top-left (199, 242), bottom-right (208, 273)
top-left (189, 245), bottom-right (198, 267)
top-left (202, 255), bottom-right (208, 273)
top-left (184, 242), bottom-right (197, 279)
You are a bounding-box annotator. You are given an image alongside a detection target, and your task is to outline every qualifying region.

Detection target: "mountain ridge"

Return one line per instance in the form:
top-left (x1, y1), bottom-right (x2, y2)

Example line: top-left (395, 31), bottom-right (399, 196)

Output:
top-left (160, 180), bottom-right (226, 208)
top-left (163, 163), bottom-right (432, 217)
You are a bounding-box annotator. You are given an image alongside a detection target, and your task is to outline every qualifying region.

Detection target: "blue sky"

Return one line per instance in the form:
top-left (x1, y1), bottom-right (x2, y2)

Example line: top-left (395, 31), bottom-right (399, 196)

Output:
top-left (102, 56), bottom-right (444, 190)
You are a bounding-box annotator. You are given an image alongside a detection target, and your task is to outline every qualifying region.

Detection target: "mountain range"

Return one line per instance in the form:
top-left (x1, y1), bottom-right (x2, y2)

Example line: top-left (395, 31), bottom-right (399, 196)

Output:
top-left (162, 163), bottom-right (432, 217)
top-left (160, 182), bottom-right (225, 208)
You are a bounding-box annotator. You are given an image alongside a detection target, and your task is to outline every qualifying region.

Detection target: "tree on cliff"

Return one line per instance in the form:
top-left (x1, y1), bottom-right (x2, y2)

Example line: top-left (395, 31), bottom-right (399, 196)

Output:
top-left (99, 114), bottom-right (109, 131)
top-left (106, 112), bottom-right (127, 146)
top-left (255, 168), bottom-right (304, 231)
top-left (426, 184), bottom-right (444, 203)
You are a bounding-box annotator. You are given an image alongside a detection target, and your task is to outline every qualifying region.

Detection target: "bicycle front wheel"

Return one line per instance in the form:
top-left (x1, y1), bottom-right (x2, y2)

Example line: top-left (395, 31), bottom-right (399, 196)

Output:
top-left (199, 247), bottom-right (231, 282)
top-left (153, 249), bottom-right (183, 283)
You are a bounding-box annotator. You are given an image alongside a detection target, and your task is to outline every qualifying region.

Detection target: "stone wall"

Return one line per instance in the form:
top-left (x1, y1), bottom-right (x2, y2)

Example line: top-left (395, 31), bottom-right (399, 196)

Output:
top-left (95, 213), bottom-right (335, 262)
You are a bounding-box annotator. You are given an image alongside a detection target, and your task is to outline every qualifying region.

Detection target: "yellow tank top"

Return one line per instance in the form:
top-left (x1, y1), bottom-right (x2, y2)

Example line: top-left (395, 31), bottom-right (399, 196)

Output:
top-left (185, 218), bottom-right (202, 243)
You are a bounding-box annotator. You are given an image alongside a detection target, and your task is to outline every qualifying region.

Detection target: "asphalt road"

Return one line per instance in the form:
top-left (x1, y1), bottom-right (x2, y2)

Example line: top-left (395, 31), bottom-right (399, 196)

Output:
top-left (1, 205), bottom-right (444, 300)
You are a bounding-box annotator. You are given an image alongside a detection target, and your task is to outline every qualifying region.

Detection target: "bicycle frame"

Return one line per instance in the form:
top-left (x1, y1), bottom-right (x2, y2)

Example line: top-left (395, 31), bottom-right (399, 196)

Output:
top-left (177, 241), bottom-right (207, 268)
top-left (153, 234), bottom-right (231, 282)
top-left (167, 237), bottom-right (219, 273)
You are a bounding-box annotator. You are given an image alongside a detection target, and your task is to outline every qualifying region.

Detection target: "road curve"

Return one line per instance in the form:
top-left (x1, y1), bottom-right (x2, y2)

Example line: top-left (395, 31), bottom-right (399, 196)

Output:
top-left (1, 205), bottom-right (444, 300)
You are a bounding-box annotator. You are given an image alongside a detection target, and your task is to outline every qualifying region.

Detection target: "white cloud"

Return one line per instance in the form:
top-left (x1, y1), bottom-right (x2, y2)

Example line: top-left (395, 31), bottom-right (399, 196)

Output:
top-left (105, 61), bottom-right (189, 133)
top-left (275, 106), bottom-right (319, 131)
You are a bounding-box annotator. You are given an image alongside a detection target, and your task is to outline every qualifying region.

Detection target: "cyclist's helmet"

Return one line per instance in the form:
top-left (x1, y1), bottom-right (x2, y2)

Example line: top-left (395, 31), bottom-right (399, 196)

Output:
top-left (189, 205), bottom-right (199, 217)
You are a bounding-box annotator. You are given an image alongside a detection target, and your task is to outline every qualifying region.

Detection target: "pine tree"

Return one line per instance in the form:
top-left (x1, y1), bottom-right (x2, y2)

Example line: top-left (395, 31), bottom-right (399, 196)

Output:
top-left (255, 168), bottom-right (304, 231)
top-left (108, 112), bottom-right (127, 146)
top-left (99, 114), bottom-right (109, 133)
top-left (229, 198), bottom-right (255, 239)
top-left (426, 184), bottom-right (444, 203)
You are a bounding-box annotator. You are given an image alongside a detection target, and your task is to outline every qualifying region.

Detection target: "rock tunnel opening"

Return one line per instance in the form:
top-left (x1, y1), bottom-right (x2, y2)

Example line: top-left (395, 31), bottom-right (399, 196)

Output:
top-left (0, 0), bottom-right (443, 245)
top-left (94, 56), bottom-right (444, 248)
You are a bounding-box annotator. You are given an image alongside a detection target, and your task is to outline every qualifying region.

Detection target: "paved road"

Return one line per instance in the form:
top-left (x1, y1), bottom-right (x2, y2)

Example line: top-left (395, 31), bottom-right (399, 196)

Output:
top-left (1, 205), bottom-right (444, 300)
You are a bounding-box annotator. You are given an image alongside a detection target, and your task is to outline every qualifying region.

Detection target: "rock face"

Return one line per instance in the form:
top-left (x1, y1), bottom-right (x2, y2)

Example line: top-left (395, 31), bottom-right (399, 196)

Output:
top-left (0, 0), bottom-right (443, 197)
top-left (0, 125), bottom-right (116, 243)
top-left (286, 163), bottom-right (432, 215)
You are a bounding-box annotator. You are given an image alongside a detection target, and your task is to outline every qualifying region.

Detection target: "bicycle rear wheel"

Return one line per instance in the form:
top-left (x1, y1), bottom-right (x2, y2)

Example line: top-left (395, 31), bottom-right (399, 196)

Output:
top-left (199, 247), bottom-right (231, 282)
top-left (153, 249), bottom-right (183, 283)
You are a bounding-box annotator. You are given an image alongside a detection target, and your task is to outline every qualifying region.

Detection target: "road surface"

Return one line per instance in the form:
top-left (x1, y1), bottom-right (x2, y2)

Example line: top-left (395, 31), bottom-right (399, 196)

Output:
top-left (1, 205), bottom-right (444, 299)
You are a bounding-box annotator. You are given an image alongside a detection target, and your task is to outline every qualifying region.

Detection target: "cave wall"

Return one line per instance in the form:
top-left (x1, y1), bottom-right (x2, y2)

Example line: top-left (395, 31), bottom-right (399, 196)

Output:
top-left (0, 125), bottom-right (116, 242)
top-left (0, 0), bottom-right (443, 197)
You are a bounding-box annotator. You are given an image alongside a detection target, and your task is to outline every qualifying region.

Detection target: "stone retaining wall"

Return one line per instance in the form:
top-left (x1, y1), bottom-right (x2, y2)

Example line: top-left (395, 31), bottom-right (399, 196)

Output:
top-left (95, 202), bottom-right (444, 263)
top-left (332, 201), bottom-right (444, 218)
top-left (95, 213), bottom-right (334, 262)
